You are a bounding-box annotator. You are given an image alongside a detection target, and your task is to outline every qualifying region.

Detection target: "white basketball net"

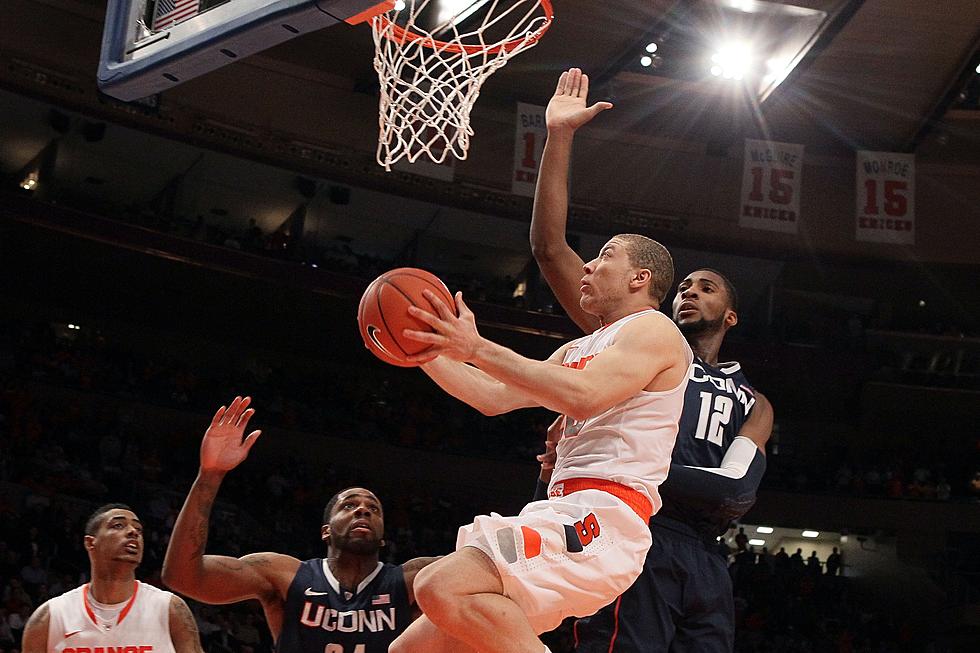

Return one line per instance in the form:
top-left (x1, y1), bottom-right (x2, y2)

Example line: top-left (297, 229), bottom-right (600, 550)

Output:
top-left (372, 0), bottom-right (551, 170)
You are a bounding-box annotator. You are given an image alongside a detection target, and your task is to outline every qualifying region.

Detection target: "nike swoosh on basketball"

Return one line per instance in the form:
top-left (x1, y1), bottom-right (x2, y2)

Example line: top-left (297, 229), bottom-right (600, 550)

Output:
top-left (366, 325), bottom-right (398, 358)
top-left (304, 588), bottom-right (330, 596)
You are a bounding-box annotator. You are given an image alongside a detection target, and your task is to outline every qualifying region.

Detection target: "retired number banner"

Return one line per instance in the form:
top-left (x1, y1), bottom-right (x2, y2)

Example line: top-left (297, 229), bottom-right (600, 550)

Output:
top-left (512, 103), bottom-right (546, 197)
top-left (739, 139), bottom-right (804, 234)
top-left (855, 151), bottom-right (914, 244)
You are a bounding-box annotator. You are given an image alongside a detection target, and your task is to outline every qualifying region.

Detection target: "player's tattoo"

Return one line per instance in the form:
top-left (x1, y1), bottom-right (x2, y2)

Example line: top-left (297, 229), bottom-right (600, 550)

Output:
top-left (188, 477), bottom-right (220, 558)
top-left (214, 559), bottom-right (245, 571)
top-left (170, 597), bottom-right (204, 653)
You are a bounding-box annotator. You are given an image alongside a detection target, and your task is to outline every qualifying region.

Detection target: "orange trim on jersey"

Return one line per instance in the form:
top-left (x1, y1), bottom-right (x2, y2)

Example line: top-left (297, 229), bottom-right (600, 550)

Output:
top-left (82, 581), bottom-right (139, 628)
top-left (521, 526), bottom-right (542, 559)
top-left (550, 477), bottom-right (653, 522)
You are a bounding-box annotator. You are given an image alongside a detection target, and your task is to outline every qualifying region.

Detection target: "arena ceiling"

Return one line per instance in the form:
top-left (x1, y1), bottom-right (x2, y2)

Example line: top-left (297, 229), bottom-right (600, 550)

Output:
top-left (1, 0), bottom-right (979, 279)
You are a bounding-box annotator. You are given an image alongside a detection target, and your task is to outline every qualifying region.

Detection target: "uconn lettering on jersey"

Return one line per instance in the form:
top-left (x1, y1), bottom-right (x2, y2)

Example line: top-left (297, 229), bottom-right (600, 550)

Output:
top-left (689, 363), bottom-right (755, 413)
top-left (65, 647), bottom-right (153, 653)
top-left (299, 603), bottom-right (397, 633)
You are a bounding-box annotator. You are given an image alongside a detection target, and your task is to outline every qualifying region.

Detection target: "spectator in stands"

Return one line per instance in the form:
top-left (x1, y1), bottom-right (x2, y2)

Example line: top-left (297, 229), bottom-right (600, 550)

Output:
top-left (806, 551), bottom-right (821, 575)
top-left (825, 547), bottom-right (841, 576)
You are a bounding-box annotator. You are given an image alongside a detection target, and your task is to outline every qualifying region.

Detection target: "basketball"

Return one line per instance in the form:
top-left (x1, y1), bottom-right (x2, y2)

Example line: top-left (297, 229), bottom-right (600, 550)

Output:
top-left (357, 268), bottom-right (457, 367)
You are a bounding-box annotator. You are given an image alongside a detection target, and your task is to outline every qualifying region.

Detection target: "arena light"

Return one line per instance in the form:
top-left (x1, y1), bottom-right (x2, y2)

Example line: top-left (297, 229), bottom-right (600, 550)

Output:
top-left (645, 42), bottom-right (658, 53)
top-left (748, 538), bottom-right (766, 546)
top-left (640, 56), bottom-right (653, 67)
top-left (394, 0), bottom-right (406, 9)
top-left (763, 57), bottom-right (791, 85)
top-left (710, 42), bottom-right (753, 80)
top-left (802, 530), bottom-right (819, 538)
top-left (20, 171), bottom-right (39, 191)
top-left (756, 526), bottom-right (774, 534)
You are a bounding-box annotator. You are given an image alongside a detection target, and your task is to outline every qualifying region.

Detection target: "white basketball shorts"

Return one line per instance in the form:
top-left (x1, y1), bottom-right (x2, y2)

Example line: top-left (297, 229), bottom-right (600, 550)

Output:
top-left (456, 477), bottom-right (653, 633)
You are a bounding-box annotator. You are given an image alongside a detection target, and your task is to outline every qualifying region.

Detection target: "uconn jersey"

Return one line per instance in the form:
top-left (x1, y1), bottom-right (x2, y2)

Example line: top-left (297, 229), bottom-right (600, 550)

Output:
top-left (658, 356), bottom-right (756, 535)
top-left (277, 560), bottom-right (410, 653)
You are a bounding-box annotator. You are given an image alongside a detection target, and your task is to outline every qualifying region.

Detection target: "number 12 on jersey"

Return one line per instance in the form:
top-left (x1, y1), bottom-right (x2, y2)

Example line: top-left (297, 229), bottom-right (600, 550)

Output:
top-left (695, 392), bottom-right (733, 446)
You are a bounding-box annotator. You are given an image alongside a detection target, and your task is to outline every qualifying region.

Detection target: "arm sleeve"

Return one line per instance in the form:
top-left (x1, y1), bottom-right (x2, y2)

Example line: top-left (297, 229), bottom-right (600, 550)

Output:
top-left (533, 477), bottom-right (549, 502)
top-left (659, 437), bottom-right (766, 518)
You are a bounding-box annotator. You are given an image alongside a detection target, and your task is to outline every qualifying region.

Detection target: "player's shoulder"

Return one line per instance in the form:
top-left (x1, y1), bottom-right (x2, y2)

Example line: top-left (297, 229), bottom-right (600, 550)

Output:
top-left (618, 309), bottom-right (684, 340)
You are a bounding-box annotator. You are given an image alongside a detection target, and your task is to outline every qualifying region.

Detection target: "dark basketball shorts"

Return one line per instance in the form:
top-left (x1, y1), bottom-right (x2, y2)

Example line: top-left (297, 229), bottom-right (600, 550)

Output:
top-left (573, 514), bottom-right (734, 653)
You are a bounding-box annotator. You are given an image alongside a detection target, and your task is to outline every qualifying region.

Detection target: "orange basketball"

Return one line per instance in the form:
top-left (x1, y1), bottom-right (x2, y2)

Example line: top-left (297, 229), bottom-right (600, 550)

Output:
top-left (357, 268), bottom-right (457, 367)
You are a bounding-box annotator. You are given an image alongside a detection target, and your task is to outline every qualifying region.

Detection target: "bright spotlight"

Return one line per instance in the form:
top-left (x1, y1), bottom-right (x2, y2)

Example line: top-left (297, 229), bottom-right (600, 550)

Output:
top-left (976, 62), bottom-right (980, 74)
top-left (710, 41), bottom-right (753, 80)
top-left (640, 56), bottom-right (653, 67)
top-left (646, 42), bottom-right (658, 53)
top-left (394, 0), bottom-right (406, 9)
top-left (748, 539), bottom-right (766, 547)
top-left (802, 530), bottom-right (819, 538)
top-left (710, 66), bottom-right (722, 76)
top-left (756, 526), bottom-right (774, 534)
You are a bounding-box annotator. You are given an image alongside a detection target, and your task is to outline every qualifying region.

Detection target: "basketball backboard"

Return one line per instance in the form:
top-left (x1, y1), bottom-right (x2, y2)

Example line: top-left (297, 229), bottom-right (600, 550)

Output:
top-left (98, 0), bottom-right (392, 101)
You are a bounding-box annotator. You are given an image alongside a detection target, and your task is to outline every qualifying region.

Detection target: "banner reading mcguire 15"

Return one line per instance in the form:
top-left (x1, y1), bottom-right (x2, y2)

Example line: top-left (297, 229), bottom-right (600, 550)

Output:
top-left (739, 139), bottom-right (804, 235)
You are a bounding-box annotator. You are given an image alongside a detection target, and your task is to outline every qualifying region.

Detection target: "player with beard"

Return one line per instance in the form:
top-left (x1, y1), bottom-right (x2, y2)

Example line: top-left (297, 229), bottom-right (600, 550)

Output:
top-left (530, 68), bottom-right (774, 652)
top-left (162, 397), bottom-right (437, 653)
top-left (22, 504), bottom-right (203, 653)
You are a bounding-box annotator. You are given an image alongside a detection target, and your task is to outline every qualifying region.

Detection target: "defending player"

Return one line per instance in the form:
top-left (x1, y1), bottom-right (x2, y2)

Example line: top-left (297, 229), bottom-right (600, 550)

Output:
top-left (21, 504), bottom-right (203, 653)
top-left (161, 397), bottom-right (437, 653)
top-left (388, 233), bottom-right (692, 653)
top-left (530, 67), bottom-right (774, 652)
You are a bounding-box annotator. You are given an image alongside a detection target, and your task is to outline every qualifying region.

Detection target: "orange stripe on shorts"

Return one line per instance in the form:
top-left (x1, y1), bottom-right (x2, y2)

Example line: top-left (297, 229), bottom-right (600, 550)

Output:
top-left (521, 525), bottom-right (542, 559)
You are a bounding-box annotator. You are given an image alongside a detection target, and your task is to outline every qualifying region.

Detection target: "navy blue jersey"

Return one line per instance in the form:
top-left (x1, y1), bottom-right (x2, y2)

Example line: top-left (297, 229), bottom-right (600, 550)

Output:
top-left (276, 559), bottom-right (411, 653)
top-left (658, 356), bottom-right (757, 535)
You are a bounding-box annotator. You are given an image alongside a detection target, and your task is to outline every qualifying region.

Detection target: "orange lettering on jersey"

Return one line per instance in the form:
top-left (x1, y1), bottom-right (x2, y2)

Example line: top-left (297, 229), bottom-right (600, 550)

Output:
top-left (562, 355), bottom-right (595, 370)
top-left (574, 513), bottom-right (601, 546)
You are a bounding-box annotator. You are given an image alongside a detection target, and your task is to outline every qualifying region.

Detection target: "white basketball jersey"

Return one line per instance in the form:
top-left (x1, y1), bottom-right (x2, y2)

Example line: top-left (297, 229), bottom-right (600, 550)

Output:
top-left (551, 309), bottom-right (693, 513)
top-left (46, 581), bottom-right (177, 653)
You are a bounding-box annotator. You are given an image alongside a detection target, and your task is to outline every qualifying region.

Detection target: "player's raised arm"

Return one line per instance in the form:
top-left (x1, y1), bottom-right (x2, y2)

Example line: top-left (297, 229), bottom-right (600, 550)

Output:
top-left (162, 397), bottom-right (298, 606)
top-left (406, 291), bottom-right (687, 420)
top-left (531, 68), bottom-right (611, 334)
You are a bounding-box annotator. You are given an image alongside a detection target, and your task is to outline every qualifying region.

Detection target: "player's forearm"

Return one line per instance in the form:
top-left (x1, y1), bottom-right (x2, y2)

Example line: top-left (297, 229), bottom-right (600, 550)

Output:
top-left (660, 438), bottom-right (766, 505)
top-left (470, 339), bottom-right (595, 419)
top-left (531, 131), bottom-right (600, 334)
top-left (421, 357), bottom-right (530, 415)
top-left (162, 471), bottom-right (225, 591)
top-left (530, 129), bottom-right (574, 258)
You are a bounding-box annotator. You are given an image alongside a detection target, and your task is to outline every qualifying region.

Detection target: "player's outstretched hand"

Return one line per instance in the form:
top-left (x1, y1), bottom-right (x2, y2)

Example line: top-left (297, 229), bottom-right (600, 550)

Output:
top-left (546, 67), bottom-right (613, 134)
top-left (200, 396), bottom-right (262, 474)
top-left (404, 290), bottom-right (482, 363)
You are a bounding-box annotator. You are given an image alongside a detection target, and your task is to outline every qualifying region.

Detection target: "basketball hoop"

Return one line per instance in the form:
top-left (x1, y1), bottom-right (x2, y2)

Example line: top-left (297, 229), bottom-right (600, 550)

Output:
top-left (371, 0), bottom-right (554, 170)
